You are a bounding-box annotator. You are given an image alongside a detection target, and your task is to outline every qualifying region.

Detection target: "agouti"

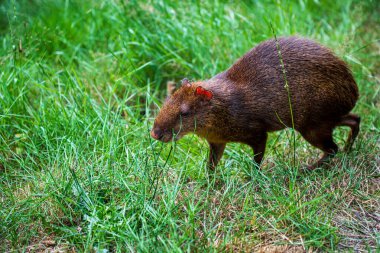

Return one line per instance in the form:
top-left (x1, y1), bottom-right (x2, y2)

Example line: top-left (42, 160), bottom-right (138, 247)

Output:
top-left (151, 36), bottom-right (360, 170)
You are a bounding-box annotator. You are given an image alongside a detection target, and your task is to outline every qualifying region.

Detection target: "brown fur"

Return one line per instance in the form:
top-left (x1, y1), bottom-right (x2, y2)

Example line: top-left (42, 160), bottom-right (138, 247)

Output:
top-left (151, 36), bottom-right (360, 170)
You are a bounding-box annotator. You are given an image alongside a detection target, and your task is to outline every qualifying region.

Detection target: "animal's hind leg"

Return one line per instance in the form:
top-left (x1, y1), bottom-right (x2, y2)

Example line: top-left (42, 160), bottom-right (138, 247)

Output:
top-left (336, 113), bottom-right (360, 152)
top-left (300, 126), bottom-right (338, 170)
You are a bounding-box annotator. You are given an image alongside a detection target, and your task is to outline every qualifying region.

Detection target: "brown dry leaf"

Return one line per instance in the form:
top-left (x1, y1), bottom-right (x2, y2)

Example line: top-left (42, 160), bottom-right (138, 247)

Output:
top-left (255, 245), bottom-right (305, 253)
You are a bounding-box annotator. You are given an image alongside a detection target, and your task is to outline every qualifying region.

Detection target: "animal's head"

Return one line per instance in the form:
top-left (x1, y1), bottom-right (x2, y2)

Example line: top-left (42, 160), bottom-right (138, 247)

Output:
top-left (151, 78), bottom-right (214, 142)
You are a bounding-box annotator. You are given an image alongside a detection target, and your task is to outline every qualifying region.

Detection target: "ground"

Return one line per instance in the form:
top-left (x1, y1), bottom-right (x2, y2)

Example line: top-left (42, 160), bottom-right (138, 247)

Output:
top-left (0, 0), bottom-right (379, 252)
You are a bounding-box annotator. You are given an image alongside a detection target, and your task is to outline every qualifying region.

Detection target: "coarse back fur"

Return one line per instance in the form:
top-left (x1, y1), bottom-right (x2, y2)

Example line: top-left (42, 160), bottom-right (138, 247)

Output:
top-left (220, 36), bottom-right (358, 132)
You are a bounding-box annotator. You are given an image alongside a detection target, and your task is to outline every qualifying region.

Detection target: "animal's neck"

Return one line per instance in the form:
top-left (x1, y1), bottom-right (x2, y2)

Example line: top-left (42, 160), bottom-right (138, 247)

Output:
top-left (199, 77), bottom-right (246, 137)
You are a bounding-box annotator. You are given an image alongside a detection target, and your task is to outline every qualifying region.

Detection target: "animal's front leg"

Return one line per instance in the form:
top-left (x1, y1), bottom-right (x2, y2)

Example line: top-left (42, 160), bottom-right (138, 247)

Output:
top-left (248, 132), bottom-right (268, 166)
top-left (208, 142), bottom-right (226, 170)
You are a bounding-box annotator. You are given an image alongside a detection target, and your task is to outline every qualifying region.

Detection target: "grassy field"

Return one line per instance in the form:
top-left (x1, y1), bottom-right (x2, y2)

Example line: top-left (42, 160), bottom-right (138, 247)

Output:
top-left (0, 0), bottom-right (379, 252)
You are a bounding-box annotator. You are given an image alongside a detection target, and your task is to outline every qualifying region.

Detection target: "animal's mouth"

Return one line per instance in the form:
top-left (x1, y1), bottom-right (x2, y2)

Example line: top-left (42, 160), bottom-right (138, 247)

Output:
top-left (161, 132), bottom-right (184, 142)
top-left (151, 129), bottom-right (183, 143)
top-left (160, 133), bottom-right (173, 143)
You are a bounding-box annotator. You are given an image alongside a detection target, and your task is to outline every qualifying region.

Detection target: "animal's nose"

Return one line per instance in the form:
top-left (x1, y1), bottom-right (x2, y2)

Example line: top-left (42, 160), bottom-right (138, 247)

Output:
top-left (151, 128), bottom-right (163, 140)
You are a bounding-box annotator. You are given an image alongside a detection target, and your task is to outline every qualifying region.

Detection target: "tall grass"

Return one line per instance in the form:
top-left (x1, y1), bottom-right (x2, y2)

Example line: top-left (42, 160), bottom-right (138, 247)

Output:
top-left (1, 0), bottom-right (379, 252)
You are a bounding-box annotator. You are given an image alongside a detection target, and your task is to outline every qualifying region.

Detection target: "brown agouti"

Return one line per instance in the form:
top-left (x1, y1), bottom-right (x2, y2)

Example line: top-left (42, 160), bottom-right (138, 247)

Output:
top-left (151, 36), bottom-right (360, 170)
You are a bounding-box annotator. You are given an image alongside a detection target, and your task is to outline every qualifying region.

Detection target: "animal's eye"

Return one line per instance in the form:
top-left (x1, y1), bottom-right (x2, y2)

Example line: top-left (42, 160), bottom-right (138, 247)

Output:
top-left (180, 111), bottom-right (190, 117)
top-left (180, 104), bottom-right (190, 117)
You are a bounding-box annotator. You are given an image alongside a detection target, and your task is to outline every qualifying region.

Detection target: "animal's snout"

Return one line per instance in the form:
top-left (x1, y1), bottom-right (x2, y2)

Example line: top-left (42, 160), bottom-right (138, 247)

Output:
top-left (151, 128), bottom-right (163, 140)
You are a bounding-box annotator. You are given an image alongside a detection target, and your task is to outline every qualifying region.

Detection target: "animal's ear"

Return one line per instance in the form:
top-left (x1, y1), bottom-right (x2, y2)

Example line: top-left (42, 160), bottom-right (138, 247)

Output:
top-left (195, 86), bottom-right (213, 100)
top-left (181, 78), bottom-right (191, 87)
top-left (167, 81), bottom-right (177, 96)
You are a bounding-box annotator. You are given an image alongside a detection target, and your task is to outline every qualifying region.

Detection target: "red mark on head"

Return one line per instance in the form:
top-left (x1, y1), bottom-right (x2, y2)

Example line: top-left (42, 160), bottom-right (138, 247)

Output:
top-left (195, 86), bottom-right (213, 100)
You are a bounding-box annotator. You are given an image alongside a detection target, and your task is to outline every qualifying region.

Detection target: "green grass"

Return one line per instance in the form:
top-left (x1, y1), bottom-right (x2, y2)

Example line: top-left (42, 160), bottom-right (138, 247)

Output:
top-left (1, 0), bottom-right (379, 252)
